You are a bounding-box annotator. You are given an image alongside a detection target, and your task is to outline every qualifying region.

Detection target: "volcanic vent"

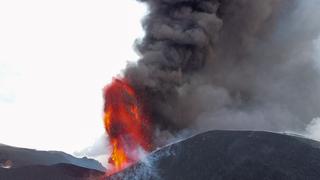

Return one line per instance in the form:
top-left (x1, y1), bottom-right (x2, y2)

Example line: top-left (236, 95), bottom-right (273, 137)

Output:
top-left (103, 78), bottom-right (152, 174)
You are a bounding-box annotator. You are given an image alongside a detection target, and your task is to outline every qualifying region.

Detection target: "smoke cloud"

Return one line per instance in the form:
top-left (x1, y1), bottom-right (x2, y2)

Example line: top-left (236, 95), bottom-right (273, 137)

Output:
top-left (123, 0), bottom-right (320, 145)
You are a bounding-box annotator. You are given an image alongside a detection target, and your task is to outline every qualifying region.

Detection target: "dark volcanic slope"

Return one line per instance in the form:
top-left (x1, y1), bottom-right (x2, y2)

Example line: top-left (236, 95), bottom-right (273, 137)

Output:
top-left (0, 144), bottom-right (105, 171)
top-left (109, 131), bottom-right (320, 180)
top-left (0, 163), bottom-right (104, 180)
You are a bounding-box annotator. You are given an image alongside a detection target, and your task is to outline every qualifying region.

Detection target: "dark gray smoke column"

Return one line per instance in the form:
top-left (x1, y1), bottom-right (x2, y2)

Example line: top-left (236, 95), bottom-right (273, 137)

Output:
top-left (125, 0), bottom-right (320, 141)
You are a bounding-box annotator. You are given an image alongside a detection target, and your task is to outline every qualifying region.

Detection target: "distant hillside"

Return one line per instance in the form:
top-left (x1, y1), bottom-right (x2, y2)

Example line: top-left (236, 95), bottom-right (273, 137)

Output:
top-left (0, 163), bottom-right (104, 180)
top-left (109, 131), bottom-right (320, 180)
top-left (0, 144), bottom-right (105, 171)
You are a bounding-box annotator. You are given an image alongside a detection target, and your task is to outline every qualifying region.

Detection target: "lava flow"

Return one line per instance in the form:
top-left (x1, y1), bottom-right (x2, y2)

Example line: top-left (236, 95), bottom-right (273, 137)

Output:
top-left (103, 78), bottom-right (152, 175)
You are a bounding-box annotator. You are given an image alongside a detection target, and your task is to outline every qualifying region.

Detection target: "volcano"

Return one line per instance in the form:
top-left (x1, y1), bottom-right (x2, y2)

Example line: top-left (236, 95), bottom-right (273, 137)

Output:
top-left (101, 0), bottom-right (320, 178)
top-left (107, 130), bottom-right (320, 180)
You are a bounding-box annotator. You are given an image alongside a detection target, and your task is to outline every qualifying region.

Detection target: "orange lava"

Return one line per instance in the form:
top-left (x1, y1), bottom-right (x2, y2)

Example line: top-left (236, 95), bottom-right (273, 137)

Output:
top-left (103, 78), bottom-right (152, 175)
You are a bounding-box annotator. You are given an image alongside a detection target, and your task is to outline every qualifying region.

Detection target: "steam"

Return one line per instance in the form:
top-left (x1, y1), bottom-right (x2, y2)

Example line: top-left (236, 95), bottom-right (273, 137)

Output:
top-left (109, 143), bottom-right (177, 180)
top-left (123, 0), bottom-right (320, 146)
top-left (305, 117), bottom-right (320, 141)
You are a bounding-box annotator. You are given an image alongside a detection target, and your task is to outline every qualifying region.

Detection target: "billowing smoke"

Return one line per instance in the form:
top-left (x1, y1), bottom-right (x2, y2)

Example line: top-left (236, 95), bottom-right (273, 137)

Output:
top-left (123, 0), bottom-right (320, 145)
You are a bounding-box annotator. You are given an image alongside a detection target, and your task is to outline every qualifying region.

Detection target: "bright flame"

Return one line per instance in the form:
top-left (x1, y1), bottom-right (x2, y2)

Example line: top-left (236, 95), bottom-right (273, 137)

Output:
top-left (103, 78), bottom-right (152, 175)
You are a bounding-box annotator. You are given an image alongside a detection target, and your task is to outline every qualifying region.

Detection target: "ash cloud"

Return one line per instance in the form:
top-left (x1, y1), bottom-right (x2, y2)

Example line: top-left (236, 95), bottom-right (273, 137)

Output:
top-left (124, 0), bottom-right (320, 144)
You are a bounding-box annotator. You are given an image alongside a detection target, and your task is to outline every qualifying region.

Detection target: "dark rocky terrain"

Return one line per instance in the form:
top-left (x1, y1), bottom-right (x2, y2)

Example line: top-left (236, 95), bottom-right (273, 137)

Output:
top-left (2, 131), bottom-right (320, 180)
top-left (108, 131), bottom-right (320, 180)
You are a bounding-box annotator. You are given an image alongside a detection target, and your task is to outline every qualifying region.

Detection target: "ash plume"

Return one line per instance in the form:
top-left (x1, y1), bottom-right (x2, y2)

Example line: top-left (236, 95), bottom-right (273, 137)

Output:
top-left (124, 0), bottom-right (320, 144)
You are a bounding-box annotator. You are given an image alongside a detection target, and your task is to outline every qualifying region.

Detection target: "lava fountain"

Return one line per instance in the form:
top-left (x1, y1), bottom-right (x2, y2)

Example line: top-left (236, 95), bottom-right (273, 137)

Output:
top-left (103, 78), bottom-right (152, 175)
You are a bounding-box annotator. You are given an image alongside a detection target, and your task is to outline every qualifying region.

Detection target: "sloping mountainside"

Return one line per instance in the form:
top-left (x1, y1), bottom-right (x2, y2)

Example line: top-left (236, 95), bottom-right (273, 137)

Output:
top-left (0, 163), bottom-right (104, 180)
top-left (0, 144), bottom-right (105, 171)
top-left (108, 131), bottom-right (320, 180)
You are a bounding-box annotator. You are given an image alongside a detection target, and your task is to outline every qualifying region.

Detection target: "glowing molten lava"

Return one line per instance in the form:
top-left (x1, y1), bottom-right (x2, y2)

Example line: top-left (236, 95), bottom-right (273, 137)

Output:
top-left (103, 78), bottom-right (152, 175)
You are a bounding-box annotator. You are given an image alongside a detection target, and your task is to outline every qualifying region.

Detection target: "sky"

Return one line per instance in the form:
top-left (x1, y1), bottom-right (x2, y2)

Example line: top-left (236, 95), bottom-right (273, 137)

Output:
top-left (0, 0), bottom-right (147, 156)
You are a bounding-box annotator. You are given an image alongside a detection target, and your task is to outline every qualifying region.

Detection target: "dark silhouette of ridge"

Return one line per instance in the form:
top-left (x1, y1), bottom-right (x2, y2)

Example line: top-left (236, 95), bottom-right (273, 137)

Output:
top-left (0, 144), bottom-right (105, 171)
top-left (0, 163), bottom-right (104, 180)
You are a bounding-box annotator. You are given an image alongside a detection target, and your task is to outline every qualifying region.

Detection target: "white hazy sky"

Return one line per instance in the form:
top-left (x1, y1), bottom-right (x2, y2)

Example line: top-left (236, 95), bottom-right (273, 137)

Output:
top-left (0, 0), bottom-right (146, 155)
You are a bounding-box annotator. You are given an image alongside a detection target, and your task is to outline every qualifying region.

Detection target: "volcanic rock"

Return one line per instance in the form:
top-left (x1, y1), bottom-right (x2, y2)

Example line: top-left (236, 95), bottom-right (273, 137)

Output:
top-left (108, 130), bottom-right (320, 180)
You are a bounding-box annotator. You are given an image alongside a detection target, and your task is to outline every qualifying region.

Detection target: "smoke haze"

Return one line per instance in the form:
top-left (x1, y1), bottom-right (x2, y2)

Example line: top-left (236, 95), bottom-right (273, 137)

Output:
top-left (122, 0), bottom-right (320, 144)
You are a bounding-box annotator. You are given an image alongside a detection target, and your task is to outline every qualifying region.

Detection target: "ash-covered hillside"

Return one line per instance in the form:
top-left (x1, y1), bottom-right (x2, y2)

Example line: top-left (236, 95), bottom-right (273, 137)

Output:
top-left (109, 131), bottom-right (320, 180)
